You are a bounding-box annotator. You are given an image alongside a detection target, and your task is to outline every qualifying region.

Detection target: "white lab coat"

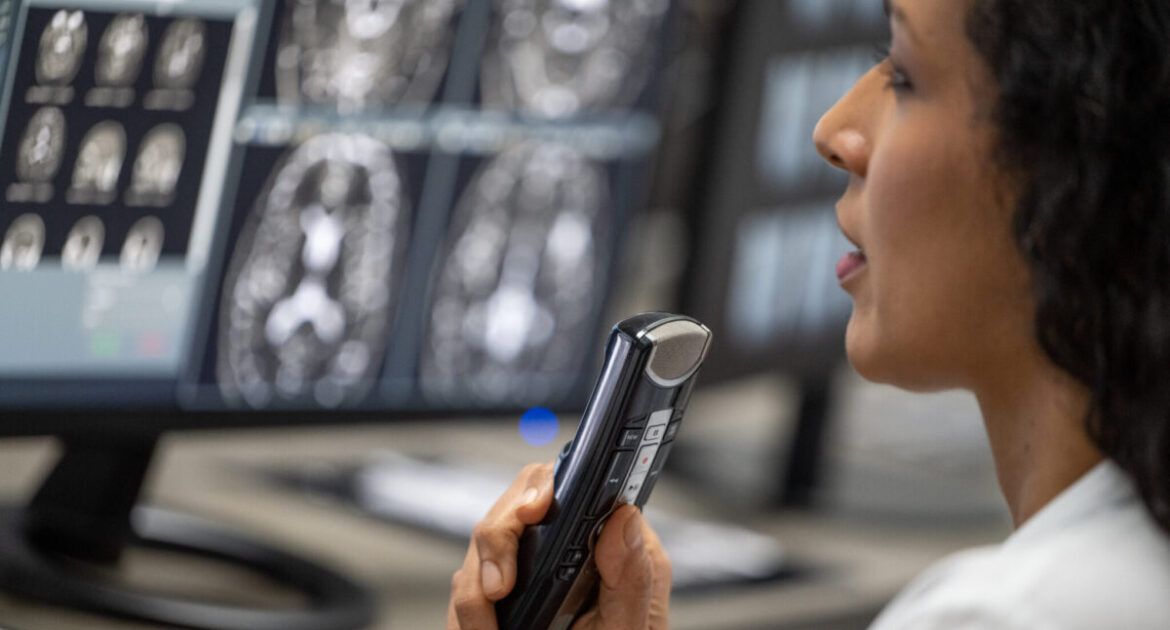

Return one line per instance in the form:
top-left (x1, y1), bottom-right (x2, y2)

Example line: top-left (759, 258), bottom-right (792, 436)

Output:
top-left (870, 460), bottom-right (1170, 629)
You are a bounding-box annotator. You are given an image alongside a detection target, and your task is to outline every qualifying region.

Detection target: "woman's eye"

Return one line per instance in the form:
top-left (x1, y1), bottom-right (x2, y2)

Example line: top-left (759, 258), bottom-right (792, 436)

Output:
top-left (871, 44), bottom-right (913, 93)
top-left (886, 63), bottom-right (913, 92)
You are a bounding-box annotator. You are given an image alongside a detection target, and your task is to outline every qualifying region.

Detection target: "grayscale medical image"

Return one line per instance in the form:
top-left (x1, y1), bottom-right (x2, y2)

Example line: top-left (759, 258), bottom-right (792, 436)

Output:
top-left (153, 18), bottom-right (206, 90)
top-left (35, 9), bottom-right (87, 86)
top-left (480, 0), bottom-right (669, 117)
top-left (420, 142), bottom-right (607, 405)
top-left (70, 121), bottom-right (126, 197)
top-left (217, 134), bottom-right (409, 409)
top-left (275, 0), bottom-right (462, 111)
top-left (62, 216), bottom-right (105, 271)
top-left (128, 124), bottom-right (186, 203)
top-left (16, 107), bottom-right (67, 183)
top-left (96, 13), bottom-right (149, 87)
top-left (0, 213), bottom-right (46, 271)
top-left (120, 216), bottom-right (164, 271)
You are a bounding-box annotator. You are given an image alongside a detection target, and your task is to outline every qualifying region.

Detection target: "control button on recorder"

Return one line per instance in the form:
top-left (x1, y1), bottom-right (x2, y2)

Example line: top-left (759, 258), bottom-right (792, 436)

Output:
top-left (593, 451), bottom-right (635, 515)
top-left (663, 421), bottom-right (681, 443)
top-left (557, 566), bottom-right (579, 581)
top-left (617, 429), bottom-right (643, 450)
top-left (632, 444), bottom-right (659, 475)
top-left (622, 472), bottom-right (647, 504)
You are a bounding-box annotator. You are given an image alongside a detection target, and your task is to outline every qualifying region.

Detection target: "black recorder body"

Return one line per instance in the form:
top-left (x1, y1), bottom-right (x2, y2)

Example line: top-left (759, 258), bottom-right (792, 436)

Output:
top-left (497, 313), bottom-right (712, 630)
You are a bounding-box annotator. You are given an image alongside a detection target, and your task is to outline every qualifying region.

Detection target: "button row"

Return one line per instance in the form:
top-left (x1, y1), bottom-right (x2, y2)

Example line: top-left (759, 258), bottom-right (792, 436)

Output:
top-left (619, 409), bottom-right (671, 504)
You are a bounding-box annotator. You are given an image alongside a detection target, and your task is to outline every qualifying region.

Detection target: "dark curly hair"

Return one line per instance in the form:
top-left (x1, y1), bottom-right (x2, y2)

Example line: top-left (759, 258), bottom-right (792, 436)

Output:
top-left (966, 0), bottom-right (1170, 534)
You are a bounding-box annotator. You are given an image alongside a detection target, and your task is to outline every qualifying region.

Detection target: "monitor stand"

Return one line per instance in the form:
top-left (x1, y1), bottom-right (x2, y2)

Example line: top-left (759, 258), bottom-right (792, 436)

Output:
top-left (0, 434), bottom-right (375, 630)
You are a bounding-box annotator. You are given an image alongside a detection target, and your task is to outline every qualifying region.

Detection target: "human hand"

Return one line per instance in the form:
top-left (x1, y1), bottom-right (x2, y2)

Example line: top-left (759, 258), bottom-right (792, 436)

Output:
top-left (447, 462), bottom-right (672, 629)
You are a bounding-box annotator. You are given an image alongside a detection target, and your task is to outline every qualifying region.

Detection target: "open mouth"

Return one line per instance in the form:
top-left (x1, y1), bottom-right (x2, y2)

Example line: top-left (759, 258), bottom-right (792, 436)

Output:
top-left (836, 250), bottom-right (867, 283)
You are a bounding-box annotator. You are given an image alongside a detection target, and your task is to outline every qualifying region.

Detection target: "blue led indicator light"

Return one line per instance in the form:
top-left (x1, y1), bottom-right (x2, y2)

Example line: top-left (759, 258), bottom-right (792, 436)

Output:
top-left (519, 407), bottom-right (559, 447)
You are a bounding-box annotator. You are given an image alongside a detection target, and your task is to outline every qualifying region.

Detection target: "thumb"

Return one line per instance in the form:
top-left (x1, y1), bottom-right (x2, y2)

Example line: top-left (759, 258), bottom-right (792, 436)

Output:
top-left (575, 505), bottom-right (654, 630)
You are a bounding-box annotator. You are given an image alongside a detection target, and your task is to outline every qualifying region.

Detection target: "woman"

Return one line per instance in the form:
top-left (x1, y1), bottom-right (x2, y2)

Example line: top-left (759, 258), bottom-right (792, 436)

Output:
top-left (448, 0), bottom-right (1170, 627)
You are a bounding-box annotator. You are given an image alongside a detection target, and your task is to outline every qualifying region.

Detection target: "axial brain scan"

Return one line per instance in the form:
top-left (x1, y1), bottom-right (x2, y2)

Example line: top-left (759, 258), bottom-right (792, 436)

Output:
top-left (36, 9), bottom-right (88, 86)
top-left (0, 214), bottom-right (47, 271)
top-left (17, 107), bottom-right (67, 183)
top-left (217, 134), bottom-right (409, 409)
top-left (62, 216), bottom-right (106, 271)
top-left (96, 13), bottom-right (149, 87)
top-left (71, 121), bottom-right (127, 195)
top-left (481, 0), bottom-right (670, 117)
top-left (421, 142), bottom-right (607, 405)
top-left (154, 18), bottom-right (206, 90)
top-left (275, 0), bottom-right (461, 111)
top-left (129, 124), bottom-right (186, 200)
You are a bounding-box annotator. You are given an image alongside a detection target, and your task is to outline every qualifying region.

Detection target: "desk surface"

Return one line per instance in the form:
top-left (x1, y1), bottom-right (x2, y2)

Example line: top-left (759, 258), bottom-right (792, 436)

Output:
top-left (0, 421), bottom-right (1005, 630)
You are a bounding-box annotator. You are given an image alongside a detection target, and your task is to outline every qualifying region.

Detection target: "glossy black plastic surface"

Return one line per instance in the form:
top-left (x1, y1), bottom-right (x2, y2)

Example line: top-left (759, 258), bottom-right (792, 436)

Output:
top-left (496, 313), bottom-right (709, 630)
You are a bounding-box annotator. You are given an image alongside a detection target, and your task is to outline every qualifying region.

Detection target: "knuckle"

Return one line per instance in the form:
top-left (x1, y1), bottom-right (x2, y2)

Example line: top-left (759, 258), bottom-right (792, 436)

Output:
top-left (453, 591), bottom-right (480, 617)
top-left (471, 521), bottom-right (495, 545)
top-left (482, 527), bottom-right (517, 555)
top-left (473, 523), bottom-right (516, 558)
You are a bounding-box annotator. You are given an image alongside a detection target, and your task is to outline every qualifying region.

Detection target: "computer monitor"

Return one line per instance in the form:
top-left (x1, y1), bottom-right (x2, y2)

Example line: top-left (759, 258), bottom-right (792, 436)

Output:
top-left (0, 1), bottom-right (678, 628)
top-left (678, 0), bottom-right (888, 503)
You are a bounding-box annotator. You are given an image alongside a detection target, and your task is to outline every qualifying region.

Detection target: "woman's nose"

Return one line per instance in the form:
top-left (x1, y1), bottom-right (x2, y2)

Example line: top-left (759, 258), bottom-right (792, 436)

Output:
top-left (813, 116), bottom-right (869, 178)
top-left (812, 74), bottom-right (875, 178)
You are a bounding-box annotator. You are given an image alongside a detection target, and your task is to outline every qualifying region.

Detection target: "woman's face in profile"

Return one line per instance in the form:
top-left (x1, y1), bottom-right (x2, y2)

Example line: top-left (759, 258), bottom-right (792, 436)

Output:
top-left (814, 0), bottom-right (1033, 392)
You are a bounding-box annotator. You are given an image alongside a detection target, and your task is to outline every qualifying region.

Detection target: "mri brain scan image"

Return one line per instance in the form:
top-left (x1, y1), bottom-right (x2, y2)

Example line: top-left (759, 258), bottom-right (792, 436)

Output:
top-left (129, 124), bottom-right (186, 200)
top-left (96, 13), bottom-right (149, 87)
top-left (481, 0), bottom-right (670, 117)
top-left (275, 0), bottom-right (461, 111)
top-left (218, 134), bottom-right (409, 408)
top-left (62, 216), bottom-right (105, 271)
top-left (120, 216), bottom-right (165, 271)
top-left (17, 107), bottom-right (67, 183)
top-left (36, 10), bottom-right (88, 86)
top-left (421, 142), bottom-right (608, 405)
top-left (0, 214), bottom-right (46, 271)
top-left (72, 121), bottom-right (127, 195)
top-left (154, 18), bottom-right (206, 90)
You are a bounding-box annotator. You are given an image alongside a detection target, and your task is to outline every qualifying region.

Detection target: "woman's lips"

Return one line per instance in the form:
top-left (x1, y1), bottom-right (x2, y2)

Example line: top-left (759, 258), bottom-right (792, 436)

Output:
top-left (836, 250), bottom-right (867, 283)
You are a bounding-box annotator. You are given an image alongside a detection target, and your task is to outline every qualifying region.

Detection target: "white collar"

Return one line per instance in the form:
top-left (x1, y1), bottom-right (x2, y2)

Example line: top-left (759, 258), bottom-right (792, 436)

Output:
top-left (1005, 460), bottom-right (1135, 550)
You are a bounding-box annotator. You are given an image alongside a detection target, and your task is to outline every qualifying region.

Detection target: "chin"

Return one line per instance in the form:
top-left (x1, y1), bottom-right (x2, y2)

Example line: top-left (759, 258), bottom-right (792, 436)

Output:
top-left (843, 315), bottom-right (953, 393)
top-left (843, 319), bottom-right (887, 383)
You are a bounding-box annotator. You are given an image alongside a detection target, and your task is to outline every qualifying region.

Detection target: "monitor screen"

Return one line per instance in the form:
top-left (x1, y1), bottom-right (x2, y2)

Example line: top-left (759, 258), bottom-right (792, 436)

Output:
top-left (0, 0), bottom-right (674, 427)
top-left (681, 0), bottom-right (888, 381)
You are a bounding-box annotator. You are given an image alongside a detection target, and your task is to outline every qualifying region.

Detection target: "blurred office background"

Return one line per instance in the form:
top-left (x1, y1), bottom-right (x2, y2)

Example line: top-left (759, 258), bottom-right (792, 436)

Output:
top-left (0, 0), bottom-right (1009, 628)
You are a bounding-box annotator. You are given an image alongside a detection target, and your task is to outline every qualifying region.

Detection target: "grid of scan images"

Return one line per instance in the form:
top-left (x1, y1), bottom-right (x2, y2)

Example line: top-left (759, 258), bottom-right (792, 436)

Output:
top-left (197, 0), bottom-right (677, 412)
top-left (0, 7), bottom-right (230, 271)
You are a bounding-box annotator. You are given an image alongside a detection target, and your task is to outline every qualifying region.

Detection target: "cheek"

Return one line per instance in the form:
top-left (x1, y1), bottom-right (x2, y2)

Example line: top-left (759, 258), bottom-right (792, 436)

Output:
top-left (846, 124), bottom-right (1015, 389)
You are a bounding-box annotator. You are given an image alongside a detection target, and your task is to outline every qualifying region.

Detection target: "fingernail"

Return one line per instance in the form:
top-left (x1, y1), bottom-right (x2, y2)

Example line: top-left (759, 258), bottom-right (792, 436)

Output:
top-left (482, 560), bottom-right (502, 595)
top-left (520, 487), bottom-right (539, 506)
top-left (623, 510), bottom-right (644, 551)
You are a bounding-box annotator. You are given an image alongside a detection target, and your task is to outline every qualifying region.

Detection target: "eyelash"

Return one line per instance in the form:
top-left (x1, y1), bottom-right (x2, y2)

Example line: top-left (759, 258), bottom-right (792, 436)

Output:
top-left (872, 43), bottom-right (913, 92)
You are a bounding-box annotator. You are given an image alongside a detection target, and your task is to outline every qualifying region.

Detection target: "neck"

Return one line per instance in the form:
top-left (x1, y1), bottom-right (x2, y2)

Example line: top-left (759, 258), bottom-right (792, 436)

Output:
top-left (973, 349), bottom-right (1103, 528)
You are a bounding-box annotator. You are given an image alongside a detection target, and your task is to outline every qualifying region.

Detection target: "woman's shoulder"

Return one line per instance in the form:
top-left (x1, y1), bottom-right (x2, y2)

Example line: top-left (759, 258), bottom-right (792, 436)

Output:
top-left (870, 462), bottom-right (1170, 630)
